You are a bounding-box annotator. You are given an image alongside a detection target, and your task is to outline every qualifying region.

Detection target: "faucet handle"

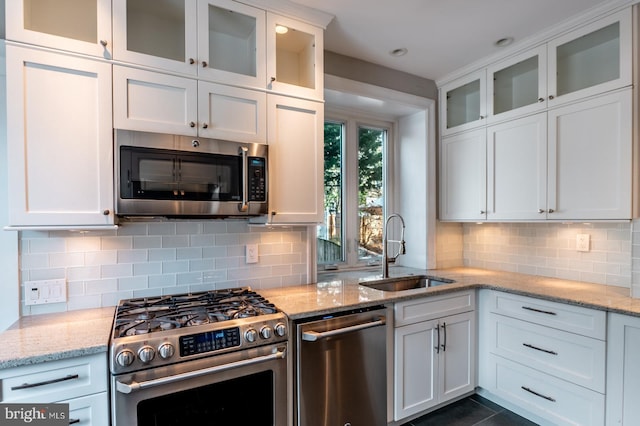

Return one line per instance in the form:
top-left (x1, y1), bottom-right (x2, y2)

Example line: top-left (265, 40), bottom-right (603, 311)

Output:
top-left (400, 241), bottom-right (406, 255)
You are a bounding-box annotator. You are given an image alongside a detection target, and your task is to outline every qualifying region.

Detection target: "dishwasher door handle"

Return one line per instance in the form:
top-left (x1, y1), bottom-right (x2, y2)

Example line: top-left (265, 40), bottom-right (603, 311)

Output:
top-left (302, 316), bottom-right (386, 342)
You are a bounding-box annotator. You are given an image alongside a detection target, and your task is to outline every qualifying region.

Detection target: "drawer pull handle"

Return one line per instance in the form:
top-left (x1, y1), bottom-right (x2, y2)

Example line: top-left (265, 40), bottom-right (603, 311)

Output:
top-left (523, 343), bottom-right (558, 356)
top-left (521, 386), bottom-right (556, 402)
top-left (11, 374), bottom-right (79, 391)
top-left (69, 419), bottom-right (80, 425)
top-left (522, 306), bottom-right (557, 316)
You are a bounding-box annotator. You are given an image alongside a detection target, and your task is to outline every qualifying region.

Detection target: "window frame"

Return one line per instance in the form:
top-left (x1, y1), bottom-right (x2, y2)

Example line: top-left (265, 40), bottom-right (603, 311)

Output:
top-left (320, 109), bottom-right (396, 270)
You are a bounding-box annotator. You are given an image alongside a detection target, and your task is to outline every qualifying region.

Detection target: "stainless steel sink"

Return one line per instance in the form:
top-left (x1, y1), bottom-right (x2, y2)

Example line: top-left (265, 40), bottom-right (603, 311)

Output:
top-left (359, 275), bottom-right (455, 292)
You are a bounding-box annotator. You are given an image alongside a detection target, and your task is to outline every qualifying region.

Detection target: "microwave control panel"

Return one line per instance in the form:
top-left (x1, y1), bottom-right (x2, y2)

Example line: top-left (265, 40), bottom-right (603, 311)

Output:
top-left (248, 157), bottom-right (267, 202)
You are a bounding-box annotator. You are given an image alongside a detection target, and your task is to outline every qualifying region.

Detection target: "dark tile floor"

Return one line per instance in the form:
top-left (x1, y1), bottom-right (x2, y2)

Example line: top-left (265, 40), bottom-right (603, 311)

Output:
top-left (401, 394), bottom-right (538, 426)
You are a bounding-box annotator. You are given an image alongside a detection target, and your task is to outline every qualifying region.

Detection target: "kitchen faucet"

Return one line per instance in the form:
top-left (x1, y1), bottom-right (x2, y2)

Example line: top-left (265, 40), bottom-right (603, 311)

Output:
top-left (382, 213), bottom-right (406, 278)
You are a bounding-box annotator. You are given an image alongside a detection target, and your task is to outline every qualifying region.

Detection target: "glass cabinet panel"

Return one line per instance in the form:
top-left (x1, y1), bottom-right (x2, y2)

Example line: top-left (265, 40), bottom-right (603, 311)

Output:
top-left (207, 4), bottom-right (258, 78)
top-left (274, 25), bottom-right (316, 90)
top-left (23, 0), bottom-right (97, 43)
top-left (446, 80), bottom-right (481, 129)
top-left (126, 0), bottom-right (186, 62)
top-left (556, 22), bottom-right (619, 97)
top-left (493, 56), bottom-right (539, 115)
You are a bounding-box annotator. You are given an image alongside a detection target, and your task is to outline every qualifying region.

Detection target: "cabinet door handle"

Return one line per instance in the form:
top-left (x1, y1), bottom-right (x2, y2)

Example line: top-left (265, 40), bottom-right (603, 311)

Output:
top-left (548, 209), bottom-right (555, 213)
top-left (434, 323), bottom-right (441, 354)
top-left (538, 209), bottom-right (545, 214)
top-left (69, 419), bottom-right (81, 425)
top-left (521, 386), bottom-right (556, 402)
top-left (523, 342), bottom-right (558, 355)
top-left (538, 97), bottom-right (544, 102)
top-left (202, 61), bottom-right (208, 68)
top-left (441, 322), bottom-right (447, 352)
top-left (100, 40), bottom-right (108, 47)
top-left (103, 209), bottom-right (110, 216)
top-left (189, 58), bottom-right (195, 65)
top-left (522, 306), bottom-right (557, 316)
top-left (548, 95), bottom-right (555, 100)
top-left (11, 374), bottom-right (79, 391)
top-left (202, 123), bottom-right (208, 129)
top-left (189, 121), bottom-right (196, 128)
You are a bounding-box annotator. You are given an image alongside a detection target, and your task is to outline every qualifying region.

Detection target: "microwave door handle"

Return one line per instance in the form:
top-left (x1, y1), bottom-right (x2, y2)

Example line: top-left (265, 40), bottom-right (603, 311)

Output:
top-left (239, 147), bottom-right (249, 212)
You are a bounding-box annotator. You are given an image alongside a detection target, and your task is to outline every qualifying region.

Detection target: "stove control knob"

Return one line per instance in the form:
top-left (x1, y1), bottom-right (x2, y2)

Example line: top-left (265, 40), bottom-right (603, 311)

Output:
top-left (138, 345), bottom-right (156, 364)
top-left (275, 323), bottom-right (287, 337)
top-left (260, 325), bottom-right (273, 339)
top-left (245, 328), bottom-right (258, 343)
top-left (158, 343), bottom-right (175, 360)
top-left (116, 349), bottom-right (135, 367)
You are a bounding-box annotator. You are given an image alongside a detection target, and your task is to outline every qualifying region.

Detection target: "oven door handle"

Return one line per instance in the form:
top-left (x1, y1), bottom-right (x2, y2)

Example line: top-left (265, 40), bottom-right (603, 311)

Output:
top-left (301, 316), bottom-right (386, 342)
top-left (115, 347), bottom-right (286, 394)
top-left (238, 146), bottom-right (249, 212)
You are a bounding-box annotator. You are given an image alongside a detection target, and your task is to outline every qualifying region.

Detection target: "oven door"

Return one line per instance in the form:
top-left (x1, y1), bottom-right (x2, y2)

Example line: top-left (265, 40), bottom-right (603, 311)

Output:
top-left (111, 344), bottom-right (287, 426)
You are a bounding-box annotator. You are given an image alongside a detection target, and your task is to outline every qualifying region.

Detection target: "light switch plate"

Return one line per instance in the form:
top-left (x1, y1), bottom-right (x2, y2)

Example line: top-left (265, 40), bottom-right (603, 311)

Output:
top-left (24, 279), bottom-right (67, 305)
top-left (246, 244), bottom-right (259, 264)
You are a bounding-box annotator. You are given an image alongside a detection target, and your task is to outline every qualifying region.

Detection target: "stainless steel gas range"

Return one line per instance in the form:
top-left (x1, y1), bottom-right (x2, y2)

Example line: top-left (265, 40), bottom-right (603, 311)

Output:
top-left (109, 287), bottom-right (288, 426)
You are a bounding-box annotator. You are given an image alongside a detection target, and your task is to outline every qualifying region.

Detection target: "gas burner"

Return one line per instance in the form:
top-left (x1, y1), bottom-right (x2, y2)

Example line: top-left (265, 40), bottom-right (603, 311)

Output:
top-left (112, 287), bottom-right (282, 338)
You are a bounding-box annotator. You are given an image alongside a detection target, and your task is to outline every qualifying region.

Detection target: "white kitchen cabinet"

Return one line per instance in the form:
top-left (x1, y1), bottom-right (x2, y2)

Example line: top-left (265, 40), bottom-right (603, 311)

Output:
top-left (487, 46), bottom-right (547, 124)
top-left (6, 0), bottom-right (112, 58)
top-left (547, 89), bottom-right (632, 220)
top-left (439, 128), bottom-right (487, 221)
top-left (487, 113), bottom-right (547, 220)
top-left (606, 313), bottom-right (640, 426)
top-left (440, 70), bottom-right (486, 136)
top-left (266, 13), bottom-right (324, 100)
top-left (113, 65), bottom-right (266, 143)
top-left (547, 9), bottom-right (631, 108)
top-left (6, 45), bottom-right (115, 227)
top-left (112, 0), bottom-right (198, 75)
top-left (263, 95), bottom-right (323, 224)
top-left (393, 291), bottom-right (475, 421)
top-left (0, 353), bottom-right (109, 426)
top-left (478, 290), bottom-right (606, 425)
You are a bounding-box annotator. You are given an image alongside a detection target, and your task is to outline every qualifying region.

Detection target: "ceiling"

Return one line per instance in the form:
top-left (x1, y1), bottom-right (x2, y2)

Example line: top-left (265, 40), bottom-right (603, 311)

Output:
top-left (290, 0), bottom-right (622, 82)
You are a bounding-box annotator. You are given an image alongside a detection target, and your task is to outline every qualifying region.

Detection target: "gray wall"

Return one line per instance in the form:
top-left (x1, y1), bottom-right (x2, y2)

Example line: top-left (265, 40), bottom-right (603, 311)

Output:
top-left (324, 50), bottom-right (438, 100)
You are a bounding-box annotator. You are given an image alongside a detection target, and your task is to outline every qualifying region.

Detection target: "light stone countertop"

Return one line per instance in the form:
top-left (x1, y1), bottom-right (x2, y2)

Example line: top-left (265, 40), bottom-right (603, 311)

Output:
top-left (3, 267), bottom-right (640, 369)
top-left (0, 307), bottom-right (115, 369)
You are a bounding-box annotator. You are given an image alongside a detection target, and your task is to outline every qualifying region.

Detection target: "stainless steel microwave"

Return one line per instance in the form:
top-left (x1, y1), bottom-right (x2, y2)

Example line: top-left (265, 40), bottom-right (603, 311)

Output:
top-left (115, 130), bottom-right (267, 217)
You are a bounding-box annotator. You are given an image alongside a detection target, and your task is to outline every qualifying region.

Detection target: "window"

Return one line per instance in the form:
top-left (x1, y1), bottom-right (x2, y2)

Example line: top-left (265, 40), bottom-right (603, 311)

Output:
top-left (317, 115), bottom-right (391, 268)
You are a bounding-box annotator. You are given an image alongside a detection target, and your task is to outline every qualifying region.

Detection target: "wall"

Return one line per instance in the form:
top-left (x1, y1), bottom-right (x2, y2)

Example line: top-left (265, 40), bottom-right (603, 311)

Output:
top-left (324, 51), bottom-right (438, 100)
top-left (459, 222), bottom-right (632, 287)
top-left (19, 220), bottom-right (308, 316)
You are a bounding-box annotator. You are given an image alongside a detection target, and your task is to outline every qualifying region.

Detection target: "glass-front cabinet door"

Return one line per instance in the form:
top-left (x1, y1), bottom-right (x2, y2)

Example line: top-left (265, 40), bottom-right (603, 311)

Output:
top-left (487, 46), bottom-right (546, 123)
top-left (547, 8), bottom-right (631, 107)
top-left (197, 0), bottom-right (265, 88)
top-left (6, 0), bottom-right (112, 58)
top-left (113, 0), bottom-right (198, 75)
top-left (266, 13), bottom-right (324, 100)
top-left (440, 70), bottom-right (486, 136)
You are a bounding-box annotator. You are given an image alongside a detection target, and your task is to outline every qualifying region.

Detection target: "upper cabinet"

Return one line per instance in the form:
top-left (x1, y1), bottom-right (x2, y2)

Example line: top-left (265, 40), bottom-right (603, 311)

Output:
top-left (487, 46), bottom-right (547, 124)
top-left (442, 8), bottom-right (631, 132)
top-left (266, 13), bottom-right (324, 100)
top-left (547, 9), bottom-right (631, 107)
top-left (440, 70), bottom-right (486, 136)
top-left (6, 0), bottom-right (113, 58)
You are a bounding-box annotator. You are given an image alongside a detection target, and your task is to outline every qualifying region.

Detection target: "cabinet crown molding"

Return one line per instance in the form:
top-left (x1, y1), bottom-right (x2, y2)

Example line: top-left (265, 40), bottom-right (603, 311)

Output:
top-left (237, 0), bottom-right (334, 28)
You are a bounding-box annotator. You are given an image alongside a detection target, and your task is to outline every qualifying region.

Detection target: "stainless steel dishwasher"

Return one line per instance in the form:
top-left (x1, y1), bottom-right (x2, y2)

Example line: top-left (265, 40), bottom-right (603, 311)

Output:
top-left (295, 306), bottom-right (388, 426)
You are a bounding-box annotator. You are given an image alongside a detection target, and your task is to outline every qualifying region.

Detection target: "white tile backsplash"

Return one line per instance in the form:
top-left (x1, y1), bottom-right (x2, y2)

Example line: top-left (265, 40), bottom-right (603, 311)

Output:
top-left (19, 221), bottom-right (310, 315)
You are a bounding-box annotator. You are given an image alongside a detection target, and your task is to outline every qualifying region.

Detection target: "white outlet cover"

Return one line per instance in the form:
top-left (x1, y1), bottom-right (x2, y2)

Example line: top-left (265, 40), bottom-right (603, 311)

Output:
top-left (246, 244), bottom-right (259, 264)
top-left (24, 279), bottom-right (67, 305)
top-left (576, 234), bottom-right (590, 252)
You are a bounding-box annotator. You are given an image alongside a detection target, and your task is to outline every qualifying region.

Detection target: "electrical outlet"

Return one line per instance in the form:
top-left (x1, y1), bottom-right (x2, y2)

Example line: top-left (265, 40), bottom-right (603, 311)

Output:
top-left (246, 244), bottom-right (259, 264)
top-left (576, 234), bottom-right (590, 252)
top-left (25, 279), bottom-right (67, 305)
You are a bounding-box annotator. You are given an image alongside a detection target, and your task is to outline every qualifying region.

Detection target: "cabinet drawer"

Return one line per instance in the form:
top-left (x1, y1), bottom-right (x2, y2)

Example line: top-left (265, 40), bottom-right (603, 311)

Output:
top-left (485, 290), bottom-right (605, 339)
top-left (395, 290), bottom-right (475, 326)
top-left (488, 355), bottom-right (604, 426)
top-left (64, 392), bottom-right (109, 426)
top-left (489, 313), bottom-right (605, 392)
top-left (0, 353), bottom-right (107, 403)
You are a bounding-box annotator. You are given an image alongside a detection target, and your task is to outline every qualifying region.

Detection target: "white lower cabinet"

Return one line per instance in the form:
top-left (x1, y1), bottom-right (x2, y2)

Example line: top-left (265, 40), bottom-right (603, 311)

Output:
top-left (0, 353), bottom-right (108, 426)
top-left (393, 291), bottom-right (475, 421)
top-left (478, 290), bottom-right (606, 425)
top-left (606, 313), bottom-right (640, 425)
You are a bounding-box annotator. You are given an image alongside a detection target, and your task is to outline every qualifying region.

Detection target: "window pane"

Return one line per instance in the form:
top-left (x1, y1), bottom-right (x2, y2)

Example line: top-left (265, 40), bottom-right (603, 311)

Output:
top-left (358, 126), bottom-right (385, 263)
top-left (317, 122), bottom-right (344, 264)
